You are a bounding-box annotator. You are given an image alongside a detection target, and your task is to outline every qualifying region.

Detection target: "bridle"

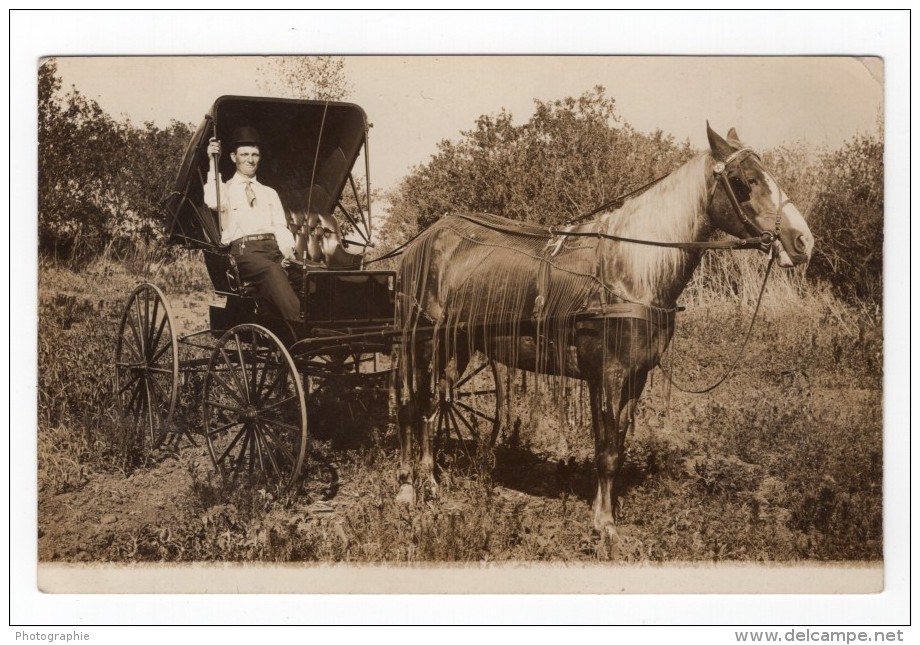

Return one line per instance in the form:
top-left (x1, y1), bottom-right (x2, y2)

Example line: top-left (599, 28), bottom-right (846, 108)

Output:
top-left (709, 146), bottom-right (785, 254)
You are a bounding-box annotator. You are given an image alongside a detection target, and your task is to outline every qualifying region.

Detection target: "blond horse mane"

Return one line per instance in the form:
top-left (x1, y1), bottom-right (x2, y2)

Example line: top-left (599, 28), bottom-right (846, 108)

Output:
top-left (598, 153), bottom-right (711, 304)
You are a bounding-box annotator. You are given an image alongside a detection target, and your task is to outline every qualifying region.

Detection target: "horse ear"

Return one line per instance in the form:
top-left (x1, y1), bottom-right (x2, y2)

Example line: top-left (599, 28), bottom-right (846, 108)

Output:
top-left (706, 122), bottom-right (735, 161)
top-left (726, 127), bottom-right (743, 147)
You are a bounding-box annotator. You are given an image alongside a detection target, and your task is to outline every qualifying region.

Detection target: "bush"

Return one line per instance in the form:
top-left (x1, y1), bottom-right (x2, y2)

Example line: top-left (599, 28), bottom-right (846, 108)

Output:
top-left (805, 132), bottom-right (883, 304)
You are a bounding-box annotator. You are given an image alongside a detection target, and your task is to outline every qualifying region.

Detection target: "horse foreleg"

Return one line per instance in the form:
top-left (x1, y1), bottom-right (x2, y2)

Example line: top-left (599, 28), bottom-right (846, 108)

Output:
top-left (589, 366), bottom-right (650, 533)
top-left (588, 374), bottom-right (622, 536)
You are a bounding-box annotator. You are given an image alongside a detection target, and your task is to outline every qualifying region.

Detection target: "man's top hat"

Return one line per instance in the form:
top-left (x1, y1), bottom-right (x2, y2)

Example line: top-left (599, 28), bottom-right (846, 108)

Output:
top-left (228, 126), bottom-right (262, 151)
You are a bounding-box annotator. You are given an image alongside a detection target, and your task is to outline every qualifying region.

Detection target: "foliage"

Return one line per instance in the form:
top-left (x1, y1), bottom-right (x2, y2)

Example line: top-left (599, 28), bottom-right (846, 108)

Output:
top-left (39, 260), bottom-right (882, 562)
top-left (382, 86), bottom-right (695, 242)
top-left (805, 132), bottom-right (884, 303)
top-left (381, 89), bottom-right (883, 307)
top-left (255, 56), bottom-right (353, 101)
top-left (38, 60), bottom-right (193, 263)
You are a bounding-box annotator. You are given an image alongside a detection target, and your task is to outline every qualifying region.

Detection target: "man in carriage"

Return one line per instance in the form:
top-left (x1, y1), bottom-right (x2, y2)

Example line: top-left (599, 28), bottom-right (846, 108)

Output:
top-left (204, 126), bottom-right (301, 321)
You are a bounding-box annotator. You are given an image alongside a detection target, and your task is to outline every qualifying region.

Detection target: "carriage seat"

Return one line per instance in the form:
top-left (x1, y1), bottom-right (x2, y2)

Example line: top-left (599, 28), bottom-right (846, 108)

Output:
top-left (203, 248), bottom-right (260, 298)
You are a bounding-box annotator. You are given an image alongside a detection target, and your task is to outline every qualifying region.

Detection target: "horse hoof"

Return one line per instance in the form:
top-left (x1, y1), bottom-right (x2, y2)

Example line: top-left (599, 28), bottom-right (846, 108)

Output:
top-left (593, 519), bottom-right (619, 540)
top-left (395, 484), bottom-right (416, 505)
top-left (423, 479), bottom-right (440, 500)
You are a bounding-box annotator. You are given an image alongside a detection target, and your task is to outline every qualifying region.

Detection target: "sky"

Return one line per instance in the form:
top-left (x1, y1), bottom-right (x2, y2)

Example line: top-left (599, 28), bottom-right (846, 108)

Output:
top-left (52, 55), bottom-right (883, 199)
top-left (11, 9), bottom-right (911, 630)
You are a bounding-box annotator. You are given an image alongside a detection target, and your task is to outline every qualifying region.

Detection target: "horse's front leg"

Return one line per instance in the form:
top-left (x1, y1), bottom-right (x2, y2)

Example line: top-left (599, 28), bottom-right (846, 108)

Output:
top-left (588, 372), bottom-right (622, 536)
top-left (588, 364), bottom-right (650, 534)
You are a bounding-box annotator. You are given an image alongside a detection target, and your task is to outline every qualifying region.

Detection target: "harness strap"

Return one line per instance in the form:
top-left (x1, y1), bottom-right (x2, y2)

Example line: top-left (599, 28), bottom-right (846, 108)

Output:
top-left (658, 253), bottom-right (776, 394)
top-left (579, 302), bottom-right (677, 326)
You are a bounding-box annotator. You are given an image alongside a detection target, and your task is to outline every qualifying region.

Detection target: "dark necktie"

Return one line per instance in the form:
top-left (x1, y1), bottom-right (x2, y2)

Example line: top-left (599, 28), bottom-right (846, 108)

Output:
top-left (244, 180), bottom-right (256, 207)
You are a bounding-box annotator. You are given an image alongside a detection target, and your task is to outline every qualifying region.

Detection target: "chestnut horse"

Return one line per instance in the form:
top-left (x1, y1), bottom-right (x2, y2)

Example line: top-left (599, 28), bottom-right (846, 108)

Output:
top-left (394, 125), bottom-right (814, 534)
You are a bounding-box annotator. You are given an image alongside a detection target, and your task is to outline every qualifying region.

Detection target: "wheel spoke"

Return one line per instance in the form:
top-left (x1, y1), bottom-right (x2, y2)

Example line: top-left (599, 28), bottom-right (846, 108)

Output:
top-left (143, 287), bottom-right (151, 348)
top-left (257, 421), bottom-right (297, 467)
top-left (251, 352), bottom-right (272, 403)
top-left (454, 399), bottom-right (498, 424)
top-left (145, 380), bottom-right (159, 441)
top-left (257, 415), bottom-right (303, 436)
top-left (258, 394), bottom-right (298, 414)
top-left (146, 365), bottom-right (175, 375)
top-left (122, 377), bottom-right (143, 416)
top-left (116, 372), bottom-right (141, 395)
top-left (454, 387), bottom-right (498, 399)
top-left (119, 337), bottom-right (143, 363)
top-left (207, 419), bottom-right (244, 437)
top-left (216, 423), bottom-right (248, 468)
top-left (146, 295), bottom-right (161, 351)
top-left (127, 301), bottom-right (145, 359)
top-left (208, 371), bottom-right (248, 407)
top-left (251, 423), bottom-right (268, 476)
top-left (446, 405), bottom-right (476, 463)
top-left (455, 360), bottom-right (488, 388)
top-left (233, 332), bottom-right (252, 404)
top-left (450, 400), bottom-right (481, 438)
top-left (204, 399), bottom-right (247, 415)
top-left (149, 328), bottom-right (173, 365)
top-left (219, 347), bottom-right (249, 403)
top-left (256, 430), bottom-right (284, 479)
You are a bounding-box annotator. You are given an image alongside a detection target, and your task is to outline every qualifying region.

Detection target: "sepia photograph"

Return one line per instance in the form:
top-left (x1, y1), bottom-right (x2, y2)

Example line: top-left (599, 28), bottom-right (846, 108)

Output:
top-left (14, 8), bottom-right (909, 630)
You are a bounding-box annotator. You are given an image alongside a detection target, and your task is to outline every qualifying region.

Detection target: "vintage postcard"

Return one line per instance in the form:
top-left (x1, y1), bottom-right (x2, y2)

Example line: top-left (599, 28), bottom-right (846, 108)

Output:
top-left (17, 9), bottom-right (908, 630)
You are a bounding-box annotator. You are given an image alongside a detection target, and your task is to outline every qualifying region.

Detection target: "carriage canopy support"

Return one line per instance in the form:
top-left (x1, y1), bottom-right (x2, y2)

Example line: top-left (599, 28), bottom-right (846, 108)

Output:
top-left (163, 96), bottom-right (372, 252)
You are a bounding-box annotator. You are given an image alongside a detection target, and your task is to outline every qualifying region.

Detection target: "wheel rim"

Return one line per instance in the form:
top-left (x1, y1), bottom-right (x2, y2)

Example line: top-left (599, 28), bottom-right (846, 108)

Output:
top-left (436, 352), bottom-right (503, 449)
top-left (203, 324), bottom-right (307, 492)
top-left (114, 283), bottom-right (178, 454)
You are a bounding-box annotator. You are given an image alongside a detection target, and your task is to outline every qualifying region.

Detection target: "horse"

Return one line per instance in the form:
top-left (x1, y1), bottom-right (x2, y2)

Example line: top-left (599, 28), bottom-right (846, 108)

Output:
top-left (393, 124), bottom-right (815, 534)
top-left (292, 210), bottom-right (363, 269)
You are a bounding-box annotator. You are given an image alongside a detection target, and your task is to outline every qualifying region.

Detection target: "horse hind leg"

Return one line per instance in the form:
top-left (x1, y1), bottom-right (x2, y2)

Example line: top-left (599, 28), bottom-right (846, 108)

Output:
top-left (396, 395), bottom-right (417, 505)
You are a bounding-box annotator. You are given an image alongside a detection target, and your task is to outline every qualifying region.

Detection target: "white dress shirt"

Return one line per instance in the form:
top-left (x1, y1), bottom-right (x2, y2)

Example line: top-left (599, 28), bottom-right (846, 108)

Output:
top-left (204, 171), bottom-right (296, 257)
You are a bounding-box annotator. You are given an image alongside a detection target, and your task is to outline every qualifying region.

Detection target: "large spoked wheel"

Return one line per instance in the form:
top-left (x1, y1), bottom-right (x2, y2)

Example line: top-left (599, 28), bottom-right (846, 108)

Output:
top-left (300, 346), bottom-right (391, 447)
top-left (435, 352), bottom-right (503, 453)
top-left (202, 324), bottom-right (307, 493)
top-left (114, 283), bottom-right (179, 455)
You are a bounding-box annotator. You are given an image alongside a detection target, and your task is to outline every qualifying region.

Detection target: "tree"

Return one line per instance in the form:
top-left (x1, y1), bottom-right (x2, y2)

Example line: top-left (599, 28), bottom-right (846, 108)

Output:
top-left (38, 60), bottom-right (194, 262)
top-left (256, 56), bottom-right (352, 101)
top-left (39, 59), bottom-right (122, 260)
top-left (381, 86), bottom-right (694, 243)
top-left (806, 132), bottom-right (884, 304)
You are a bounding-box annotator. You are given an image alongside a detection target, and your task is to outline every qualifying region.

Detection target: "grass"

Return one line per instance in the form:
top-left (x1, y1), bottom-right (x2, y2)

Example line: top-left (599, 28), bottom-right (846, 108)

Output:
top-left (37, 250), bottom-right (883, 563)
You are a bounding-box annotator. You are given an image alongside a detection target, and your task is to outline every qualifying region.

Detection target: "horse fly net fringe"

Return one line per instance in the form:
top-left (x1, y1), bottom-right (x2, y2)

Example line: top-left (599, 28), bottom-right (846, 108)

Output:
top-left (396, 215), bottom-right (671, 427)
top-left (395, 154), bottom-right (714, 430)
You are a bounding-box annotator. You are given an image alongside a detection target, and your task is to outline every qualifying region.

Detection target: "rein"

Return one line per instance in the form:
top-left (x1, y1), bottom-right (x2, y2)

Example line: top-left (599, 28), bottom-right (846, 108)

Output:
top-left (369, 146), bottom-right (779, 263)
top-left (656, 253), bottom-right (776, 394)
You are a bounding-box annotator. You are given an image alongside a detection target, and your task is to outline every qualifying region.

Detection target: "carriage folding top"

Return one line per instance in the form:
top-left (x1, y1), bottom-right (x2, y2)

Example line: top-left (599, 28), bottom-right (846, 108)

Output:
top-left (165, 95), bottom-right (370, 250)
top-left (162, 96), bottom-right (393, 332)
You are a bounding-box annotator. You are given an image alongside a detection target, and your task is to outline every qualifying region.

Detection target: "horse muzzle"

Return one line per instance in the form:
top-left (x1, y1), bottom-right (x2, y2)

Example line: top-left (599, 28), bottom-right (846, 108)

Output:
top-left (774, 230), bottom-right (814, 268)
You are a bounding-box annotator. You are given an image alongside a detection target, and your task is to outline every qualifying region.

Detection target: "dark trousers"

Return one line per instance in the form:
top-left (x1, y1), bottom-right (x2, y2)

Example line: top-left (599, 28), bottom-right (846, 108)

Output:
top-left (231, 239), bottom-right (301, 321)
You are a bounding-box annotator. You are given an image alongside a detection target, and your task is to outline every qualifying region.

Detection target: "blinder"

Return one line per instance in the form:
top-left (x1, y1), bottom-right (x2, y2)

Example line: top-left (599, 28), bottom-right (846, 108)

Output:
top-left (727, 173), bottom-right (752, 203)
top-left (712, 147), bottom-right (776, 248)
